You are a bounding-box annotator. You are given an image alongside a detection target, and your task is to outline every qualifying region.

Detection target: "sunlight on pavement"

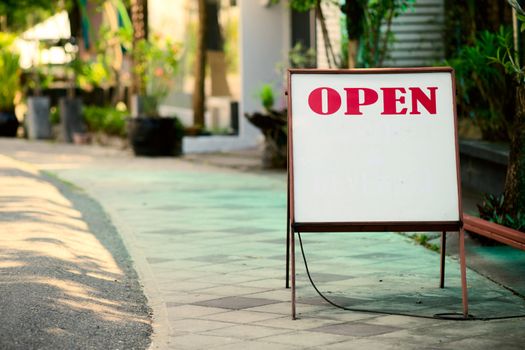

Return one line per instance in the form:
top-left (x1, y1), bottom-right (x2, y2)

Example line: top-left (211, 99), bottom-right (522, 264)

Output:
top-left (0, 155), bottom-right (136, 325)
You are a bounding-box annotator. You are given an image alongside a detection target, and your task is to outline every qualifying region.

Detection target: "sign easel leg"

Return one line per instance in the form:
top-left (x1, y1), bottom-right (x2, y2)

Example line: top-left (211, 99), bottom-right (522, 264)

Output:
top-left (459, 227), bottom-right (469, 317)
top-left (440, 231), bottom-right (446, 288)
top-left (291, 230), bottom-right (296, 320)
top-left (286, 171), bottom-right (290, 289)
top-left (286, 223), bottom-right (290, 288)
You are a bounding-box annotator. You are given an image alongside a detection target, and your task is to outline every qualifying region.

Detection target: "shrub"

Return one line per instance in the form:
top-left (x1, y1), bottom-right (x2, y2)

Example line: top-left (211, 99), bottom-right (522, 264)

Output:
top-left (477, 193), bottom-right (525, 232)
top-left (444, 28), bottom-right (513, 142)
top-left (0, 33), bottom-right (21, 112)
top-left (83, 106), bottom-right (127, 137)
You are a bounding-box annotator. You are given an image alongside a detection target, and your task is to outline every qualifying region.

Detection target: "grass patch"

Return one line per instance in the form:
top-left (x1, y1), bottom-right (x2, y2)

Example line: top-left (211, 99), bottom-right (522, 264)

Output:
top-left (411, 233), bottom-right (440, 253)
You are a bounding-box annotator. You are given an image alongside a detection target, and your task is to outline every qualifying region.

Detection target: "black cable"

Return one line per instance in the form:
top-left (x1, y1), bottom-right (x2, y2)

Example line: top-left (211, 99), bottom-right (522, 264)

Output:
top-left (297, 232), bottom-right (525, 321)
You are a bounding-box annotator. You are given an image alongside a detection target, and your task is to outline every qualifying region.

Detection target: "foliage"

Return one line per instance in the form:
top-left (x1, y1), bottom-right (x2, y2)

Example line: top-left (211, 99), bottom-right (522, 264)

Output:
top-left (79, 16), bottom-right (132, 91)
top-left (442, 0), bottom-right (512, 59)
top-left (275, 42), bottom-right (317, 83)
top-left (258, 84), bottom-right (275, 112)
top-left (133, 35), bottom-right (181, 114)
top-left (358, 0), bottom-right (415, 68)
top-left (83, 105), bottom-right (128, 137)
top-left (223, 15), bottom-right (239, 73)
top-left (50, 106), bottom-right (59, 125)
top-left (492, 16), bottom-right (525, 83)
top-left (71, 1), bottom-right (132, 105)
top-left (0, 0), bottom-right (64, 32)
top-left (288, 42), bottom-right (316, 68)
top-left (410, 233), bottom-right (440, 252)
top-left (0, 33), bottom-right (21, 111)
top-left (490, 0), bottom-right (525, 219)
top-left (341, 0), bottom-right (366, 40)
top-left (75, 55), bottom-right (112, 91)
top-left (288, 0), bottom-right (323, 11)
top-left (284, 0), bottom-right (414, 68)
top-left (444, 28), bottom-right (513, 141)
top-left (478, 193), bottom-right (525, 232)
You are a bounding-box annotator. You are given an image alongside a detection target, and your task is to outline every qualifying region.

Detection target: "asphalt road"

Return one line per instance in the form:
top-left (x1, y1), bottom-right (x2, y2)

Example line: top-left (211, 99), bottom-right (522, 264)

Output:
top-left (0, 157), bottom-right (152, 350)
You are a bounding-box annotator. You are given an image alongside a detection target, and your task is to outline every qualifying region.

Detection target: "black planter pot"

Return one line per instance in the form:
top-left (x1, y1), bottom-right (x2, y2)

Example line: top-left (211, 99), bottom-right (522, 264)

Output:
top-left (59, 97), bottom-right (84, 143)
top-left (245, 109), bottom-right (287, 169)
top-left (128, 117), bottom-right (183, 157)
top-left (26, 96), bottom-right (52, 139)
top-left (0, 111), bottom-right (19, 137)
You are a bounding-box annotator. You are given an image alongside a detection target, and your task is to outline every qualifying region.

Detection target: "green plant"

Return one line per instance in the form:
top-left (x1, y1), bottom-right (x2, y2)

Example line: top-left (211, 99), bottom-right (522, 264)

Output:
top-left (76, 55), bottom-right (112, 91)
top-left (49, 106), bottom-right (60, 125)
top-left (486, 0), bottom-right (525, 220)
top-left (477, 194), bottom-right (525, 232)
top-left (445, 28), bottom-right (513, 142)
top-left (133, 35), bottom-right (181, 115)
top-left (492, 20), bottom-right (525, 82)
top-left (0, 33), bottom-right (21, 112)
top-left (83, 105), bottom-right (128, 137)
top-left (258, 84), bottom-right (275, 112)
top-left (288, 42), bottom-right (316, 68)
top-left (280, 0), bottom-right (414, 68)
top-left (358, 0), bottom-right (415, 67)
top-left (82, 3), bottom-right (132, 102)
top-left (410, 233), bottom-right (440, 252)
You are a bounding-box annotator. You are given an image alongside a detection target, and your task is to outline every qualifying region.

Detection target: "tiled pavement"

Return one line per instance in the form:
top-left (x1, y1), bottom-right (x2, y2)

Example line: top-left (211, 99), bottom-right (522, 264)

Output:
top-left (1, 139), bottom-right (525, 350)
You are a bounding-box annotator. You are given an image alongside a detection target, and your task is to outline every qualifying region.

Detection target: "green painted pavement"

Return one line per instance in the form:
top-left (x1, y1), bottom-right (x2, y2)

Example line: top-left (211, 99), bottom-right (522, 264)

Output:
top-left (1, 139), bottom-right (524, 350)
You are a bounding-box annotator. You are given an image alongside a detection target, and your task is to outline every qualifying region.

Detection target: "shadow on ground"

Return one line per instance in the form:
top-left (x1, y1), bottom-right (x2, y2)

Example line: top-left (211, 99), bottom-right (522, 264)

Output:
top-left (0, 162), bottom-right (151, 350)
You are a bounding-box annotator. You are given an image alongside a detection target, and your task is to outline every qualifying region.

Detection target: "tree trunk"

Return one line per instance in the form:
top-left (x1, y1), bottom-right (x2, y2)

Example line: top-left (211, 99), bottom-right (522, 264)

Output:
top-left (316, 1), bottom-right (338, 68)
top-left (341, 0), bottom-right (365, 68)
top-left (503, 84), bottom-right (525, 217)
top-left (193, 0), bottom-right (207, 128)
top-left (347, 40), bottom-right (359, 68)
top-left (131, 0), bottom-right (148, 95)
top-left (205, 1), bottom-right (230, 96)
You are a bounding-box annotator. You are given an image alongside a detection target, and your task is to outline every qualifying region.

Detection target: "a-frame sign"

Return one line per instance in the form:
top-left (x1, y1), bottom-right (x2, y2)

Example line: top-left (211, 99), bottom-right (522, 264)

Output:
top-left (286, 67), bottom-right (468, 319)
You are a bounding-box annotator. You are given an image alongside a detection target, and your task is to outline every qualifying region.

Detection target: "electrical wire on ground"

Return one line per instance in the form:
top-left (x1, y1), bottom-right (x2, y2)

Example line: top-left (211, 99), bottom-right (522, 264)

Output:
top-left (297, 232), bottom-right (525, 321)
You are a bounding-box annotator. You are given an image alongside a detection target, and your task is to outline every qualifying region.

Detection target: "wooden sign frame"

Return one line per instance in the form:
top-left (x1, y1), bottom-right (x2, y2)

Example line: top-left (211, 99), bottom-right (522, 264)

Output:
top-left (285, 67), bottom-right (468, 319)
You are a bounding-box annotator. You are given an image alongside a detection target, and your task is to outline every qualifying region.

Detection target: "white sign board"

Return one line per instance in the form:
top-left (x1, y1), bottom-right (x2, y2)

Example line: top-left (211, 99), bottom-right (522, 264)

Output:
top-left (289, 69), bottom-right (460, 224)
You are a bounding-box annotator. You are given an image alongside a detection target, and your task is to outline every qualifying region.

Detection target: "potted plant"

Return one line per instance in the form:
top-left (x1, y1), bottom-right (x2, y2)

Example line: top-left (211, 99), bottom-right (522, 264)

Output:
top-left (245, 84), bottom-right (287, 169)
top-left (128, 35), bottom-right (184, 156)
top-left (0, 33), bottom-right (21, 137)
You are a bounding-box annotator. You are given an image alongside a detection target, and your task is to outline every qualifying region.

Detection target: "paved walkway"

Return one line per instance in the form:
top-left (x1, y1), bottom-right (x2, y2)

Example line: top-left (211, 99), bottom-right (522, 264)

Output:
top-left (1, 139), bottom-right (525, 349)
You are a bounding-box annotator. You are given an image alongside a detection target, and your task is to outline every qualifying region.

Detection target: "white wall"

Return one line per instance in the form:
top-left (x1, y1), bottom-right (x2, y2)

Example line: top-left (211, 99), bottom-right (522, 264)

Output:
top-left (184, 0), bottom-right (290, 153)
top-left (238, 0), bottom-right (290, 147)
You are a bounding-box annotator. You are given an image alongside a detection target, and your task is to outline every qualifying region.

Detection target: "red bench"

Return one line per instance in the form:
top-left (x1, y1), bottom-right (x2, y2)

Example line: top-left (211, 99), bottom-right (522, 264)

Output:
top-left (463, 214), bottom-right (525, 250)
